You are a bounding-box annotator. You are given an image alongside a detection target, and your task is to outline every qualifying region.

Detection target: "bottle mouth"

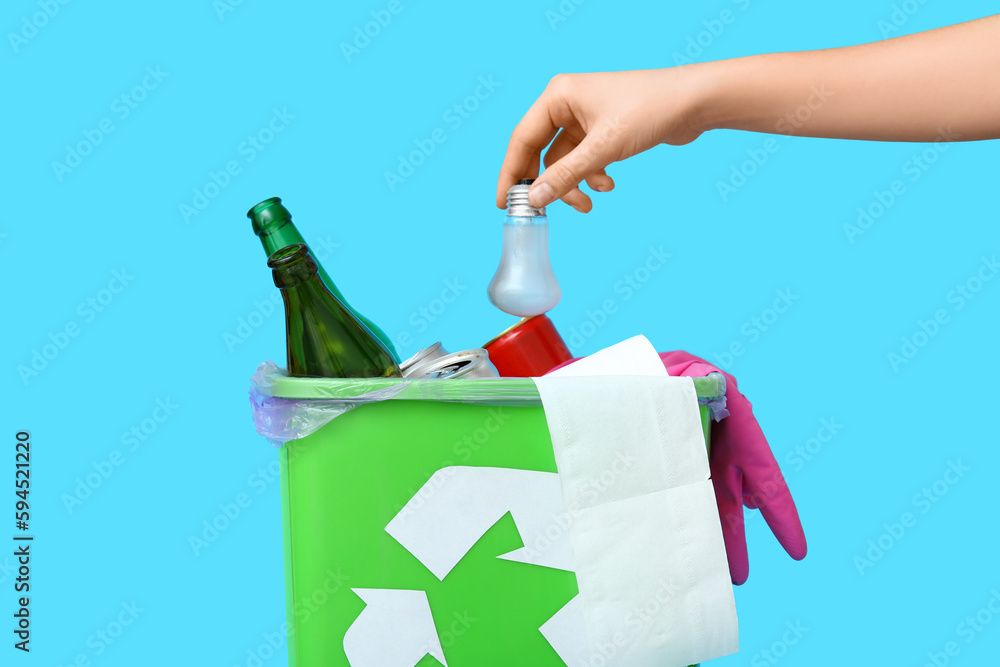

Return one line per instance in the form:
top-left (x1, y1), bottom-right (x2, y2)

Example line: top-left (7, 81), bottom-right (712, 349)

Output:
top-left (506, 179), bottom-right (545, 217)
top-left (248, 196), bottom-right (292, 235)
top-left (267, 243), bottom-right (308, 268)
top-left (268, 244), bottom-right (318, 288)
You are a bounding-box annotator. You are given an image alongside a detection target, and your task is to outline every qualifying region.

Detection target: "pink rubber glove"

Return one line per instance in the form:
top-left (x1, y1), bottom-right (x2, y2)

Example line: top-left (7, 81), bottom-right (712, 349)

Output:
top-left (659, 351), bottom-right (807, 585)
top-left (549, 351), bottom-right (807, 585)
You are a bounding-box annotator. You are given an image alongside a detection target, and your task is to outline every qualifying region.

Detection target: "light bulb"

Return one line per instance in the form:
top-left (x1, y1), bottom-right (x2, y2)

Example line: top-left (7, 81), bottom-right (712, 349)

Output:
top-left (488, 179), bottom-right (562, 317)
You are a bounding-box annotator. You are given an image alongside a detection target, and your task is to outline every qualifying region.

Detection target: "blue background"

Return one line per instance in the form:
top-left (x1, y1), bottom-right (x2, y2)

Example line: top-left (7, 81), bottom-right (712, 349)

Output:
top-left (3, 0), bottom-right (999, 664)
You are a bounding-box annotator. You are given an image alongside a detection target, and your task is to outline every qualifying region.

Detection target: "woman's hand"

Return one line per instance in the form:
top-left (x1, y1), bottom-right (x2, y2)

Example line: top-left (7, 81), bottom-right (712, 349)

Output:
top-left (495, 67), bottom-right (715, 213)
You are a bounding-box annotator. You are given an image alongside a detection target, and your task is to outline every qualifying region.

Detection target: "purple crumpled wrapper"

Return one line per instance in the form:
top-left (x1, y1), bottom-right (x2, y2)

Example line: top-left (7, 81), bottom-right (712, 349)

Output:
top-left (249, 361), bottom-right (409, 446)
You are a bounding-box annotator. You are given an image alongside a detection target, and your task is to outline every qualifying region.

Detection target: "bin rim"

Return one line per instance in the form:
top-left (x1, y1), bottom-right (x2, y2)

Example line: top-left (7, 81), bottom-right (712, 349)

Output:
top-left (260, 365), bottom-right (726, 408)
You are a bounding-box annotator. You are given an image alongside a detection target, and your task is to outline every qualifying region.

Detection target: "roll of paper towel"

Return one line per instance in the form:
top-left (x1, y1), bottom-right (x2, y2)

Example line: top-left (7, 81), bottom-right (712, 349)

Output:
top-left (532, 335), bottom-right (739, 667)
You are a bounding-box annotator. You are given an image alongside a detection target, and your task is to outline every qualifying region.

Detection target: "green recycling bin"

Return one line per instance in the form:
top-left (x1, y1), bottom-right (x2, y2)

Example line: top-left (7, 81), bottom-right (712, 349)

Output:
top-left (258, 371), bottom-right (726, 667)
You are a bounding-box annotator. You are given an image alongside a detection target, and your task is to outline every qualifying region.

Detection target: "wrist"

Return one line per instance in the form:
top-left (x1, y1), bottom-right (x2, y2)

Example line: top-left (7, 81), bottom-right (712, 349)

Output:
top-left (682, 58), bottom-right (753, 134)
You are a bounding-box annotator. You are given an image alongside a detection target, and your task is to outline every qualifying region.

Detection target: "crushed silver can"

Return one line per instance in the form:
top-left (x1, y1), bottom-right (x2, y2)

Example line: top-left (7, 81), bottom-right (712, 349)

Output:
top-left (400, 342), bottom-right (450, 376)
top-left (406, 348), bottom-right (500, 379)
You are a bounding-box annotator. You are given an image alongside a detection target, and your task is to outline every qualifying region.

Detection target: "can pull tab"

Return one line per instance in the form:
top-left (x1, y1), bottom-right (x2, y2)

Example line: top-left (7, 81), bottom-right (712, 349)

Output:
top-left (488, 180), bottom-right (562, 317)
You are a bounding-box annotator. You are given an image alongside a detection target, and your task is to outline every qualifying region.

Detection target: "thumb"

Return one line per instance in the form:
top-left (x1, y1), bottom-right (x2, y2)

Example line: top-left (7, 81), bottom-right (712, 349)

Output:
top-left (529, 129), bottom-right (619, 207)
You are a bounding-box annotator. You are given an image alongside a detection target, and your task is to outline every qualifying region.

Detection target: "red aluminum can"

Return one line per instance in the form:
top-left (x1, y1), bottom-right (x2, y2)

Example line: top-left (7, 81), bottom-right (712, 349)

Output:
top-left (483, 314), bottom-right (572, 377)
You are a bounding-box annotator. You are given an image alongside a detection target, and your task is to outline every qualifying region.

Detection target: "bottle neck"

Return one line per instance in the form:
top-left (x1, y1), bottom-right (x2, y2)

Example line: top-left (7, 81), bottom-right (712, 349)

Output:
top-left (257, 219), bottom-right (306, 257)
top-left (277, 269), bottom-right (397, 378)
top-left (279, 280), bottom-right (341, 378)
top-left (279, 276), bottom-right (330, 318)
top-left (504, 213), bottom-right (548, 226)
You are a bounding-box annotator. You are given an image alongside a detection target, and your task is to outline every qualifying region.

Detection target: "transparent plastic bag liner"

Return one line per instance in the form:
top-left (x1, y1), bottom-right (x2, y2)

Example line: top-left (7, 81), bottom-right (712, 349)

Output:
top-left (250, 360), bottom-right (728, 446)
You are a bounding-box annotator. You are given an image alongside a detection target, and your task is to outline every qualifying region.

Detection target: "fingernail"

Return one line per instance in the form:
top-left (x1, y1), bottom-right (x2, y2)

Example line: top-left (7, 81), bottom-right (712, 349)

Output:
top-left (594, 185), bottom-right (607, 192)
top-left (529, 182), bottom-right (555, 207)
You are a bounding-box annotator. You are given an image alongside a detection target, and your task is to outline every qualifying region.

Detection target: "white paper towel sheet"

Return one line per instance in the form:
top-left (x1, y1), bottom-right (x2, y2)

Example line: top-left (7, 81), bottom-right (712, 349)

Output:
top-left (533, 335), bottom-right (738, 667)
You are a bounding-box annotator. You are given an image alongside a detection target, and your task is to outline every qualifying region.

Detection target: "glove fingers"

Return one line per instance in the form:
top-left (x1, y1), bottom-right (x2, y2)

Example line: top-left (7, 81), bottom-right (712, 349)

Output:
top-left (713, 384), bottom-right (807, 563)
top-left (712, 469), bottom-right (750, 585)
top-left (745, 471), bottom-right (808, 561)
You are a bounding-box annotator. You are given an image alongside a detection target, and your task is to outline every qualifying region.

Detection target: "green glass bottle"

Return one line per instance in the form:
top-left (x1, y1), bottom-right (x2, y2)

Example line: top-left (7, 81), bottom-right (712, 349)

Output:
top-left (268, 244), bottom-right (402, 378)
top-left (247, 196), bottom-right (399, 362)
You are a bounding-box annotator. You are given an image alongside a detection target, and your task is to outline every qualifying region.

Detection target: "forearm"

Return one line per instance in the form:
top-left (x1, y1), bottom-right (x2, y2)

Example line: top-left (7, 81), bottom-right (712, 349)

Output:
top-left (692, 14), bottom-right (1000, 142)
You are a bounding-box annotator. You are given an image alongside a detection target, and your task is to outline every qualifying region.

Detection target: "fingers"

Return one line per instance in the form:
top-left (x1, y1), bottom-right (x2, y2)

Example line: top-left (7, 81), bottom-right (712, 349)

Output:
top-left (496, 135), bottom-right (543, 209)
top-left (543, 130), bottom-right (591, 212)
top-left (559, 187), bottom-right (593, 213)
top-left (544, 130), bottom-right (616, 194)
top-left (496, 89), bottom-right (563, 208)
top-left (542, 129), bottom-right (616, 212)
top-left (712, 468), bottom-right (750, 585)
top-left (529, 131), bottom-right (619, 208)
top-left (745, 469), bottom-right (808, 561)
top-left (497, 74), bottom-right (620, 210)
top-left (584, 171), bottom-right (615, 194)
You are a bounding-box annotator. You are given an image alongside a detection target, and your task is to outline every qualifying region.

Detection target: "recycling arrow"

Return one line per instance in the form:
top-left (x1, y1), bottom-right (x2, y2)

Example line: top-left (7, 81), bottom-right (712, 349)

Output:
top-left (343, 588), bottom-right (447, 667)
top-left (385, 466), bottom-right (574, 580)
top-left (540, 594), bottom-right (590, 666)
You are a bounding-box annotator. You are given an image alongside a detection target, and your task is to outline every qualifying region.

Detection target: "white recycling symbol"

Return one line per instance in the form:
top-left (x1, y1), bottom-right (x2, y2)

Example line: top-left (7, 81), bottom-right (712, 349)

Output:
top-left (342, 466), bottom-right (586, 666)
